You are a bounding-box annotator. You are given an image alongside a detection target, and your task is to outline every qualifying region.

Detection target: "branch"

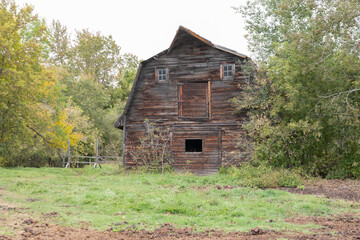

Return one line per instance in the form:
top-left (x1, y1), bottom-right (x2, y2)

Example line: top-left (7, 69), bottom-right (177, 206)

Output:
top-left (321, 89), bottom-right (360, 108)
top-left (26, 124), bottom-right (52, 145)
top-left (321, 89), bottom-right (360, 99)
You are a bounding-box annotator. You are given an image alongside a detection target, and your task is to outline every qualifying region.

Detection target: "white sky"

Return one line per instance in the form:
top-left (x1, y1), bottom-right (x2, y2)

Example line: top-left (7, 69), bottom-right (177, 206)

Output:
top-left (15, 0), bottom-right (250, 60)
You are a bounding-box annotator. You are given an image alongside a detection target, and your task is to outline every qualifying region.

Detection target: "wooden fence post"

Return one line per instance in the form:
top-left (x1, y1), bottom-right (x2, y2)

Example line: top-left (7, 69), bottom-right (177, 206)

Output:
top-left (65, 140), bottom-right (70, 168)
top-left (94, 139), bottom-right (102, 169)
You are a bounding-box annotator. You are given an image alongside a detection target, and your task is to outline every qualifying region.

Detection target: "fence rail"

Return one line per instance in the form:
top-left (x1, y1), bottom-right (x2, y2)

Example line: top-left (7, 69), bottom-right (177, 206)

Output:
top-left (63, 139), bottom-right (121, 168)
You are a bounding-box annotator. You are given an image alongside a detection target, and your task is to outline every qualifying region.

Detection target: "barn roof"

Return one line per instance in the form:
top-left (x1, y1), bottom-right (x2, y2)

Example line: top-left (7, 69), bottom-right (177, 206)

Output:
top-left (114, 26), bottom-right (248, 129)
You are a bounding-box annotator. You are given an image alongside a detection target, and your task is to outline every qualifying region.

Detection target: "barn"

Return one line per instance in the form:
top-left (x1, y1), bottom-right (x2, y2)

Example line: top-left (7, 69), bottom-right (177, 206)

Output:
top-left (115, 26), bottom-right (251, 174)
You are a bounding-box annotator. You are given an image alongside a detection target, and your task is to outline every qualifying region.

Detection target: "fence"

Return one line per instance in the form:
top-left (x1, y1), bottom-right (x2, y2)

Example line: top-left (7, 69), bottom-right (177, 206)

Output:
top-left (63, 139), bottom-right (122, 168)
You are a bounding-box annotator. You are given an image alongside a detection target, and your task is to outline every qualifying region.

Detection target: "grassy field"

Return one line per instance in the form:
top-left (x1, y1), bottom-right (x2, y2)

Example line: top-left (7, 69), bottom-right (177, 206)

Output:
top-left (0, 165), bottom-right (358, 234)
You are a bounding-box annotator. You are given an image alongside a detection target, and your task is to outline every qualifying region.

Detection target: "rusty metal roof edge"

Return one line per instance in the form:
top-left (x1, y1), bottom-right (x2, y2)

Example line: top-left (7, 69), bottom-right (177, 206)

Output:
top-left (214, 44), bottom-right (248, 59)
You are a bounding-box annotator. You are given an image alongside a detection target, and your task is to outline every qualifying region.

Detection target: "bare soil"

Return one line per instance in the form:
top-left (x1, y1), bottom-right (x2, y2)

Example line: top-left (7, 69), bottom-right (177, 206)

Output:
top-left (0, 179), bottom-right (359, 240)
top-left (278, 179), bottom-right (360, 202)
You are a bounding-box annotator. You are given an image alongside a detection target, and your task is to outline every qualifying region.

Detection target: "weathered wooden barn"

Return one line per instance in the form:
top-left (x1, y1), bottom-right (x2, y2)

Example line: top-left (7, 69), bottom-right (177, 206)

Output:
top-left (115, 26), bottom-right (250, 174)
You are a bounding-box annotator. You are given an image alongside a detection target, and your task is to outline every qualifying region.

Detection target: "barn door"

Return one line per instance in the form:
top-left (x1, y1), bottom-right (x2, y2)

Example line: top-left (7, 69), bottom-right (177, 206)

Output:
top-left (171, 126), bottom-right (221, 175)
top-left (179, 82), bottom-right (209, 118)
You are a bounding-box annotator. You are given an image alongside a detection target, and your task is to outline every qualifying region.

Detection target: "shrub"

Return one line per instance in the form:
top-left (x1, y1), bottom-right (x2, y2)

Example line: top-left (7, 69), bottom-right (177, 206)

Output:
top-left (223, 162), bottom-right (305, 188)
top-left (129, 119), bottom-right (173, 173)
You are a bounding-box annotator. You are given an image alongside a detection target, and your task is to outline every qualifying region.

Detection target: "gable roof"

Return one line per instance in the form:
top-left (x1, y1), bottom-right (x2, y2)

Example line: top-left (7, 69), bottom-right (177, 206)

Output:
top-left (114, 26), bottom-right (248, 129)
top-left (169, 26), bottom-right (247, 59)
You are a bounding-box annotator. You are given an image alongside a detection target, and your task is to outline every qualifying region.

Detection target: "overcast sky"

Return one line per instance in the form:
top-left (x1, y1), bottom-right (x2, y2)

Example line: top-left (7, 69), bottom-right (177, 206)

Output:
top-left (15, 0), bottom-right (250, 60)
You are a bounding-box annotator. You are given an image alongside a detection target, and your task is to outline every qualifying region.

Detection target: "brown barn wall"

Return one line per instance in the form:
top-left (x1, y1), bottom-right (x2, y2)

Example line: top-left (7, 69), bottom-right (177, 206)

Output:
top-left (220, 125), bottom-right (247, 167)
top-left (123, 35), bottom-right (249, 173)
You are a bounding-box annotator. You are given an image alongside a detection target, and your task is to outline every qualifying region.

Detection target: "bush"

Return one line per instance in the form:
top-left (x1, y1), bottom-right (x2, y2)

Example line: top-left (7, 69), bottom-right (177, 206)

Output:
top-left (222, 162), bottom-right (305, 188)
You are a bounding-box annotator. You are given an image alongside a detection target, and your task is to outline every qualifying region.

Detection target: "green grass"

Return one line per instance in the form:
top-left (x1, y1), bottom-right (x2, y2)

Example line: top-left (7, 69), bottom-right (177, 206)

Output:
top-left (0, 165), bottom-right (358, 233)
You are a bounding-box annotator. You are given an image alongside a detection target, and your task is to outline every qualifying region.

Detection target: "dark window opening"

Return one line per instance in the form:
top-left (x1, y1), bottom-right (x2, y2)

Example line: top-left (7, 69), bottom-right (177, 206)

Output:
top-left (185, 139), bottom-right (203, 152)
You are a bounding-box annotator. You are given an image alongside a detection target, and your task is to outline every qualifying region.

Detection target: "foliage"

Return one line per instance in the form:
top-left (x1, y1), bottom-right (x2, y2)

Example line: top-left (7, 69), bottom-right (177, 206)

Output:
top-left (49, 24), bottom-right (139, 159)
top-left (0, 0), bottom-right (139, 166)
top-left (220, 162), bottom-right (305, 188)
top-left (130, 119), bottom-right (173, 173)
top-left (234, 0), bottom-right (360, 178)
top-left (68, 29), bottom-right (122, 88)
top-left (0, 1), bottom-right (83, 166)
top-left (0, 166), bottom-right (357, 233)
top-left (48, 20), bottom-right (70, 66)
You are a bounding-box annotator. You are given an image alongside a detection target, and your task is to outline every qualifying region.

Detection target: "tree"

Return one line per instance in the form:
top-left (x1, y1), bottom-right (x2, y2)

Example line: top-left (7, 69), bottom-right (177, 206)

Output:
top-left (0, 0), bottom-right (49, 163)
top-left (48, 20), bottom-right (71, 66)
top-left (0, 1), bottom-right (90, 166)
top-left (235, 0), bottom-right (360, 178)
top-left (0, 1), bottom-right (139, 166)
top-left (111, 53), bottom-right (139, 104)
top-left (68, 29), bottom-right (122, 87)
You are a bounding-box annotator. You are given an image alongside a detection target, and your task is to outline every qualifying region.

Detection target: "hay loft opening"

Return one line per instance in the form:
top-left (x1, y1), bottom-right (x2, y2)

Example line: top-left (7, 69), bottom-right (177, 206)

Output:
top-left (185, 139), bottom-right (203, 152)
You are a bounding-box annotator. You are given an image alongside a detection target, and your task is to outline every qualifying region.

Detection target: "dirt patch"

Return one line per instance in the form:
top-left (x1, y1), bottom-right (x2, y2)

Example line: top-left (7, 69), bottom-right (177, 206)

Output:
top-left (278, 179), bottom-right (360, 202)
top-left (0, 213), bottom-right (358, 240)
top-left (286, 213), bottom-right (360, 239)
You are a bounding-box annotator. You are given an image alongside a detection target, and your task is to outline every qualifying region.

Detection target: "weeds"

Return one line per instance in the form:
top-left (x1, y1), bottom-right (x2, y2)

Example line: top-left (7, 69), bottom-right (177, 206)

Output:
top-left (129, 119), bottom-right (173, 173)
top-left (220, 162), bottom-right (306, 188)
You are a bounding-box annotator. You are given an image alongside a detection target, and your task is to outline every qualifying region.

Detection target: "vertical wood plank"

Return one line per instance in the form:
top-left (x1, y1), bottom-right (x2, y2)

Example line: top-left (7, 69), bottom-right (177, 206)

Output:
top-left (208, 81), bottom-right (212, 120)
top-left (218, 128), bottom-right (222, 166)
top-left (179, 85), bottom-right (183, 116)
top-left (122, 116), bottom-right (127, 167)
top-left (166, 68), bottom-right (169, 81)
top-left (154, 68), bottom-right (158, 82)
top-left (219, 64), bottom-right (223, 80)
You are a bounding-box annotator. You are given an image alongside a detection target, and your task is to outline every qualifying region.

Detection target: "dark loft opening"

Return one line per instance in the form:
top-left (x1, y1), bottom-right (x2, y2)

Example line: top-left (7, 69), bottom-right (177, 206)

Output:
top-left (185, 139), bottom-right (203, 152)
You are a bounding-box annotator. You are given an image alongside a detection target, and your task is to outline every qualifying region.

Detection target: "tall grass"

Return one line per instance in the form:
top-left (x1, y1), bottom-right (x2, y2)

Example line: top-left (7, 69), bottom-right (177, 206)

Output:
top-left (221, 162), bottom-right (306, 188)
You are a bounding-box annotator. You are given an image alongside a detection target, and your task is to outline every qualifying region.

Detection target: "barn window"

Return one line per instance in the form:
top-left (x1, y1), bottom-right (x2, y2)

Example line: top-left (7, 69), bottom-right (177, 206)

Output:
top-left (220, 64), bottom-right (235, 80)
top-left (185, 139), bottom-right (203, 152)
top-left (156, 68), bottom-right (168, 82)
top-left (224, 65), bottom-right (232, 77)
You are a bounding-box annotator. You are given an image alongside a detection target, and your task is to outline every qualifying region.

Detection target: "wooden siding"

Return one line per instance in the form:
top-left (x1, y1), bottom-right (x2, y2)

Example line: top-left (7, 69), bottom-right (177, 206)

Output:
top-left (182, 82), bottom-right (208, 118)
top-left (172, 126), bottom-right (220, 175)
top-left (120, 29), bottom-right (250, 174)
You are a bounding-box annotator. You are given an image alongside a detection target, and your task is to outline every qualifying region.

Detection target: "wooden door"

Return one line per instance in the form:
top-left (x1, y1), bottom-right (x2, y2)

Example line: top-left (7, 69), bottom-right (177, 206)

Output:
top-left (171, 126), bottom-right (221, 175)
top-left (179, 82), bottom-right (209, 118)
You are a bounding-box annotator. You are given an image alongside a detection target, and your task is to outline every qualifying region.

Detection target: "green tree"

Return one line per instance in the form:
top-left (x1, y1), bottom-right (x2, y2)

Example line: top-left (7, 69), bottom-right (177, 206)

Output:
top-left (0, 1), bottom-right (95, 166)
top-left (111, 53), bottom-right (139, 104)
top-left (0, 1), bottom-right (138, 166)
top-left (54, 29), bottom-right (137, 158)
top-left (235, 0), bottom-right (360, 178)
top-left (68, 29), bottom-right (122, 87)
top-left (48, 20), bottom-right (70, 66)
top-left (0, 0), bottom-right (49, 163)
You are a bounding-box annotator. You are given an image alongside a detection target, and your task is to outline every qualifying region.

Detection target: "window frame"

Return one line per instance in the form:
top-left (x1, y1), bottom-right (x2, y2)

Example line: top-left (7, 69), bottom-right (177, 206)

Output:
top-left (155, 67), bottom-right (169, 83)
top-left (220, 63), bottom-right (235, 80)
